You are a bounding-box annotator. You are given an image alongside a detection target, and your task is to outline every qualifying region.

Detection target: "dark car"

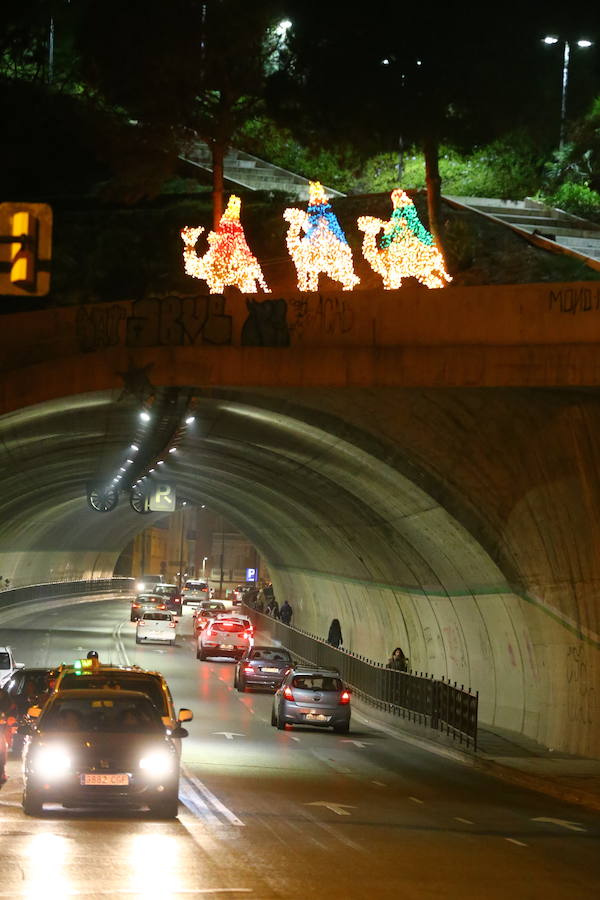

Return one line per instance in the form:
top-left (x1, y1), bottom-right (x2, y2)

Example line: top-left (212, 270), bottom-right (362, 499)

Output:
top-left (2, 667), bottom-right (57, 755)
top-left (22, 688), bottom-right (187, 817)
top-left (130, 593), bottom-right (168, 621)
top-left (234, 646), bottom-right (292, 692)
top-left (150, 584), bottom-right (182, 615)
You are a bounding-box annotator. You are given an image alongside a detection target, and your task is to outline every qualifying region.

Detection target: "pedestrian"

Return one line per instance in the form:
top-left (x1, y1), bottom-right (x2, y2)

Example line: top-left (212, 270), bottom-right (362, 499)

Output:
top-left (271, 598), bottom-right (280, 620)
top-left (0, 685), bottom-right (13, 787)
top-left (386, 647), bottom-right (408, 672)
top-left (327, 618), bottom-right (343, 648)
top-left (280, 599), bottom-right (293, 625)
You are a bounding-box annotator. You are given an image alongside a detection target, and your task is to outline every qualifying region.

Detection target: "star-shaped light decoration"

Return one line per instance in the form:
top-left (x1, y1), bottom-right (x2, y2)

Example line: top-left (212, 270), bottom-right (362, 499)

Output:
top-left (116, 361), bottom-right (156, 405)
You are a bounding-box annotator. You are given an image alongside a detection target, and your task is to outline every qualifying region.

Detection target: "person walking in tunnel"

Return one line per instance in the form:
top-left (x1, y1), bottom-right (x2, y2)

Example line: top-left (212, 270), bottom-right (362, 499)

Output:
top-left (386, 647), bottom-right (408, 671)
top-left (327, 618), bottom-right (343, 648)
top-left (0, 684), bottom-right (13, 786)
top-left (279, 599), bottom-right (293, 625)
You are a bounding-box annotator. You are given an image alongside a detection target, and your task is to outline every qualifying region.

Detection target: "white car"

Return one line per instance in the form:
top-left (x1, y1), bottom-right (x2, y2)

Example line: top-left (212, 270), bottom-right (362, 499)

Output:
top-left (136, 611), bottom-right (177, 645)
top-left (181, 580), bottom-right (213, 606)
top-left (197, 616), bottom-right (254, 661)
top-left (0, 645), bottom-right (24, 687)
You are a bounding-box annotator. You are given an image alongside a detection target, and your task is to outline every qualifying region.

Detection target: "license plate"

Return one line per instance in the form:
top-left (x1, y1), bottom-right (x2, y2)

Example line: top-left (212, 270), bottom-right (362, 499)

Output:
top-left (262, 667), bottom-right (280, 673)
top-left (81, 773), bottom-right (129, 786)
top-left (305, 713), bottom-right (328, 722)
top-left (220, 644), bottom-right (234, 650)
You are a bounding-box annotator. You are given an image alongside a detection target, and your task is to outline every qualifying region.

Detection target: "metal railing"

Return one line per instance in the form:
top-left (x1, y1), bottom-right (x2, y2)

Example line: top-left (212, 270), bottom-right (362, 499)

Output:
top-left (0, 577), bottom-right (134, 616)
top-left (243, 605), bottom-right (478, 750)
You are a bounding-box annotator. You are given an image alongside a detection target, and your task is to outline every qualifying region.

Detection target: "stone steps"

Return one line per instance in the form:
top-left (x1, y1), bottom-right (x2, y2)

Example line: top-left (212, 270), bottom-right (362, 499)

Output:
top-left (180, 137), bottom-right (344, 201)
top-left (447, 195), bottom-right (600, 262)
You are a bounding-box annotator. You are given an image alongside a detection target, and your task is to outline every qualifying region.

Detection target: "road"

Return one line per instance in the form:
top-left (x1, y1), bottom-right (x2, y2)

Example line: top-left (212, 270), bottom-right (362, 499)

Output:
top-left (0, 596), bottom-right (599, 899)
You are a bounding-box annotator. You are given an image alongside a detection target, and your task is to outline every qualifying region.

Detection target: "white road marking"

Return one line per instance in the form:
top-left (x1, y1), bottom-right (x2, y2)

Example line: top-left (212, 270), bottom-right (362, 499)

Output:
top-left (408, 797), bottom-right (424, 804)
top-left (506, 838), bottom-right (528, 847)
top-left (183, 767), bottom-right (245, 827)
top-left (212, 732), bottom-right (244, 740)
top-left (114, 619), bottom-right (131, 666)
top-left (532, 816), bottom-right (587, 832)
top-left (305, 801), bottom-right (356, 816)
top-left (0, 892), bottom-right (253, 897)
top-left (372, 780), bottom-right (386, 787)
top-left (179, 776), bottom-right (221, 825)
top-left (340, 740), bottom-right (371, 748)
top-left (454, 817), bottom-right (474, 825)
top-left (289, 736), bottom-right (301, 742)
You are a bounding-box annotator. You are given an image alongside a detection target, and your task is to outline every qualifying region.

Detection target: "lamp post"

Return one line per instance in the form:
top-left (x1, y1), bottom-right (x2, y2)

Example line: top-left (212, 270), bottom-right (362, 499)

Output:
top-left (543, 36), bottom-right (593, 148)
top-left (202, 556), bottom-right (208, 578)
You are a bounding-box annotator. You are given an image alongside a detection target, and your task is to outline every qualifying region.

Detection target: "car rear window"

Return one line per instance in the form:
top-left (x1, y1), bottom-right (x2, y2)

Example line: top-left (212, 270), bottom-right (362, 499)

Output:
top-left (214, 621), bottom-right (245, 633)
top-left (57, 673), bottom-right (166, 714)
top-left (0, 652), bottom-right (11, 668)
top-left (291, 676), bottom-right (343, 691)
top-left (42, 695), bottom-right (163, 733)
top-left (142, 613), bottom-right (172, 621)
top-left (251, 649), bottom-right (291, 662)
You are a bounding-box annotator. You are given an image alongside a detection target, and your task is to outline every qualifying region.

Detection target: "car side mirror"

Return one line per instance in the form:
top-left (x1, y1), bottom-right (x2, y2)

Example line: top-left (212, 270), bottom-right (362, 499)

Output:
top-left (27, 705), bottom-right (42, 718)
top-left (170, 725), bottom-right (188, 739)
top-left (15, 662), bottom-right (25, 670)
top-left (178, 708), bottom-right (193, 723)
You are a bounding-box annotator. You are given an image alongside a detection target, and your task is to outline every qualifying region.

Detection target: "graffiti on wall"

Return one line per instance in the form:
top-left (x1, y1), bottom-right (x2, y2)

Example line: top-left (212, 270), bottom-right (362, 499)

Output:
top-left (548, 287), bottom-right (600, 314)
top-left (566, 644), bottom-right (596, 726)
top-left (287, 294), bottom-right (355, 340)
top-left (76, 293), bottom-right (232, 353)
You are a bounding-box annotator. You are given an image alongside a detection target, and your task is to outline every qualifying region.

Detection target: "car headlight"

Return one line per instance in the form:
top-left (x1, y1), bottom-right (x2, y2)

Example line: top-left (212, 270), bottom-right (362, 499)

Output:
top-left (139, 752), bottom-right (174, 776)
top-left (34, 746), bottom-right (71, 778)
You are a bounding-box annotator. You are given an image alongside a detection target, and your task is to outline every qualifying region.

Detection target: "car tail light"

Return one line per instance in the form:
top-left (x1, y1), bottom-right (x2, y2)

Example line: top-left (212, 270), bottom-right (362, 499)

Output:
top-left (168, 622), bottom-right (176, 628)
top-left (132, 603), bottom-right (140, 608)
top-left (283, 685), bottom-right (294, 701)
top-left (243, 631), bottom-right (252, 640)
top-left (339, 690), bottom-right (351, 705)
top-left (244, 666), bottom-right (254, 674)
top-left (139, 621), bottom-right (145, 627)
top-left (158, 604), bottom-right (166, 610)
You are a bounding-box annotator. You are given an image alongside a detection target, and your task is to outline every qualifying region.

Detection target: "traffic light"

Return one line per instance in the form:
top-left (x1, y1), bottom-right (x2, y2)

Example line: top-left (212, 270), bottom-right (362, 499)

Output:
top-left (0, 202), bottom-right (52, 296)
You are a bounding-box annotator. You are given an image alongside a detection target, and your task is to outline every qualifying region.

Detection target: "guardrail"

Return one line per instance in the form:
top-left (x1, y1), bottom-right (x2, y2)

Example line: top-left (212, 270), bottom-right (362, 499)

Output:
top-left (243, 605), bottom-right (478, 750)
top-left (0, 577), bottom-right (135, 615)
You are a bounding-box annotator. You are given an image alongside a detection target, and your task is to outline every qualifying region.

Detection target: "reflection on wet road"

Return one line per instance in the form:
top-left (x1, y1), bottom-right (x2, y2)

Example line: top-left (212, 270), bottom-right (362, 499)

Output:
top-left (1, 597), bottom-right (599, 899)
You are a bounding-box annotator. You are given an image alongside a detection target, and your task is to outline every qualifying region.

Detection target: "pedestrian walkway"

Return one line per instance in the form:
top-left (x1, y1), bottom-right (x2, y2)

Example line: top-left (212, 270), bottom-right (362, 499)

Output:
top-left (353, 697), bottom-right (600, 812)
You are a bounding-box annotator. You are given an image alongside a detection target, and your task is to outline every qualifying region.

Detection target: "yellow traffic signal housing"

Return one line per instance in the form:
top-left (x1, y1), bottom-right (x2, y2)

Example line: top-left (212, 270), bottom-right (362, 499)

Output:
top-left (0, 202), bottom-right (52, 296)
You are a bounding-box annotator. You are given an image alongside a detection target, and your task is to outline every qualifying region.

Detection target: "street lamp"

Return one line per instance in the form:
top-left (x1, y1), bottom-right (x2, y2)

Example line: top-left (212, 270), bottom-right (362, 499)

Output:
top-left (543, 36), bottom-right (594, 148)
top-left (202, 556), bottom-right (208, 578)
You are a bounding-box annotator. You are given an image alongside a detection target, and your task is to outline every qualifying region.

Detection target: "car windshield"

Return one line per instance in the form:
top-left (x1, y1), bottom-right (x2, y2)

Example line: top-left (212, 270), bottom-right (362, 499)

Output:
top-left (0, 652), bottom-right (11, 668)
top-left (251, 649), bottom-right (291, 662)
top-left (291, 676), bottom-right (343, 691)
top-left (57, 674), bottom-right (166, 714)
top-left (42, 696), bottom-right (164, 733)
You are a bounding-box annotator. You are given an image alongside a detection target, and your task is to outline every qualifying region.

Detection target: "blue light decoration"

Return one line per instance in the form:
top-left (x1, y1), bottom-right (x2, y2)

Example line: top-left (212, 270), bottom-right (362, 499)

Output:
top-left (284, 181), bottom-right (359, 291)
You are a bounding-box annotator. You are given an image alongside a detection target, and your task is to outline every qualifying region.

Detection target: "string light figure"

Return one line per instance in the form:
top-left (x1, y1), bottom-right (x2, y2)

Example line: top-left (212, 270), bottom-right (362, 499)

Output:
top-left (357, 189), bottom-right (452, 289)
top-left (283, 181), bottom-right (359, 291)
top-left (181, 195), bottom-right (270, 294)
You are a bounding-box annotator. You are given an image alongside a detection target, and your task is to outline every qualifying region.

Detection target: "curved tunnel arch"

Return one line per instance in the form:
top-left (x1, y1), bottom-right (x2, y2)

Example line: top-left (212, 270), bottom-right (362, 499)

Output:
top-left (0, 373), bottom-right (599, 755)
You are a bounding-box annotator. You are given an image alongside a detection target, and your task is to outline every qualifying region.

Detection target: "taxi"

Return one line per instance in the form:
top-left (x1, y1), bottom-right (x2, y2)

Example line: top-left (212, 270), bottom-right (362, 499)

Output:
top-left (22, 688), bottom-right (187, 817)
top-left (52, 659), bottom-right (192, 754)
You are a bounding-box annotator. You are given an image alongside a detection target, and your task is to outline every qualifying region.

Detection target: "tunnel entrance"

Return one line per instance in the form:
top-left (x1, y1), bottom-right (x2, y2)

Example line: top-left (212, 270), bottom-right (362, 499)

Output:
top-left (0, 383), bottom-right (599, 756)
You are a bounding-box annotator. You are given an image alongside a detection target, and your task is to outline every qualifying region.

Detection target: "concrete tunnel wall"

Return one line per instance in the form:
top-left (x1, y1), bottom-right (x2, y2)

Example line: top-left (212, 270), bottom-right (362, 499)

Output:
top-left (0, 387), bottom-right (598, 757)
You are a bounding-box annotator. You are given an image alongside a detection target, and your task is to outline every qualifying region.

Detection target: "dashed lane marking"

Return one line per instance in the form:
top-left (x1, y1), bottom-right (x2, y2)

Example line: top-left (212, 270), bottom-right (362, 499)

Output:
top-left (408, 797), bottom-right (424, 804)
top-left (505, 838), bottom-right (528, 847)
top-left (372, 781), bottom-right (386, 787)
top-left (454, 817), bottom-right (474, 825)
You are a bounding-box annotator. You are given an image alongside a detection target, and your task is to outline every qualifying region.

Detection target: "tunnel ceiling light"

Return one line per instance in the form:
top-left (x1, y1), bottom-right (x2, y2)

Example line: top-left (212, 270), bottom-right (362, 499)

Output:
top-left (119, 466), bottom-right (126, 472)
top-left (149, 468), bottom-right (155, 473)
top-left (169, 447), bottom-right (177, 454)
top-left (157, 460), bottom-right (165, 465)
top-left (126, 458), bottom-right (134, 464)
top-left (186, 416), bottom-right (195, 424)
top-left (140, 411), bottom-right (151, 423)
top-left (130, 444), bottom-right (139, 451)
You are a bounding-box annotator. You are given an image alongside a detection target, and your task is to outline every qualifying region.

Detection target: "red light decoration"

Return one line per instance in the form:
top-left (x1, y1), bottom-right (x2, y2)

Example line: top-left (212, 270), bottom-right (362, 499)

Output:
top-left (181, 195), bottom-right (270, 294)
top-left (358, 189), bottom-right (452, 289)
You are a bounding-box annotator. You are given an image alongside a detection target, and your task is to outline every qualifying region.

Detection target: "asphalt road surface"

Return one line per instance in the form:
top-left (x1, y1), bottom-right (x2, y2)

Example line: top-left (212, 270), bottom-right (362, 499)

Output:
top-left (1, 596), bottom-right (599, 899)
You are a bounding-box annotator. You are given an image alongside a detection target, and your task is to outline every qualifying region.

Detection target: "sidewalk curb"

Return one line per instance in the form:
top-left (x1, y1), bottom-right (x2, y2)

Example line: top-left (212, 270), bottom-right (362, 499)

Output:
top-left (352, 699), bottom-right (600, 813)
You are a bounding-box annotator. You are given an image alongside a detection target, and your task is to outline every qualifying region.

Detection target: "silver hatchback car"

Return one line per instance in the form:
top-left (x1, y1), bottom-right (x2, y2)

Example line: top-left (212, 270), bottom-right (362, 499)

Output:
top-left (271, 666), bottom-right (351, 733)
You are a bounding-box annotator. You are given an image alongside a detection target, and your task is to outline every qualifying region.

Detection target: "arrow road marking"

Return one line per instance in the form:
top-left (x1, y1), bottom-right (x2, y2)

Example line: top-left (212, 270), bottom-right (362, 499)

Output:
top-left (213, 732), bottom-right (245, 740)
top-left (532, 817), bottom-right (586, 832)
top-left (306, 802), bottom-right (356, 816)
top-left (340, 740), bottom-right (371, 748)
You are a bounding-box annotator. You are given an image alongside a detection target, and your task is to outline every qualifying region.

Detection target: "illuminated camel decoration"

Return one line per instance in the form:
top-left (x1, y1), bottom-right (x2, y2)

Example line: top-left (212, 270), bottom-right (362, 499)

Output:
top-left (283, 181), bottom-right (359, 291)
top-left (181, 195), bottom-right (270, 294)
top-left (357, 189), bottom-right (452, 289)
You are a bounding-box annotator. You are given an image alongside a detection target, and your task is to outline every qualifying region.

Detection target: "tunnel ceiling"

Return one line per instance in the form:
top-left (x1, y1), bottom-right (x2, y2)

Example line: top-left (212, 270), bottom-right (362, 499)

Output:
top-left (2, 382), bottom-right (600, 629)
